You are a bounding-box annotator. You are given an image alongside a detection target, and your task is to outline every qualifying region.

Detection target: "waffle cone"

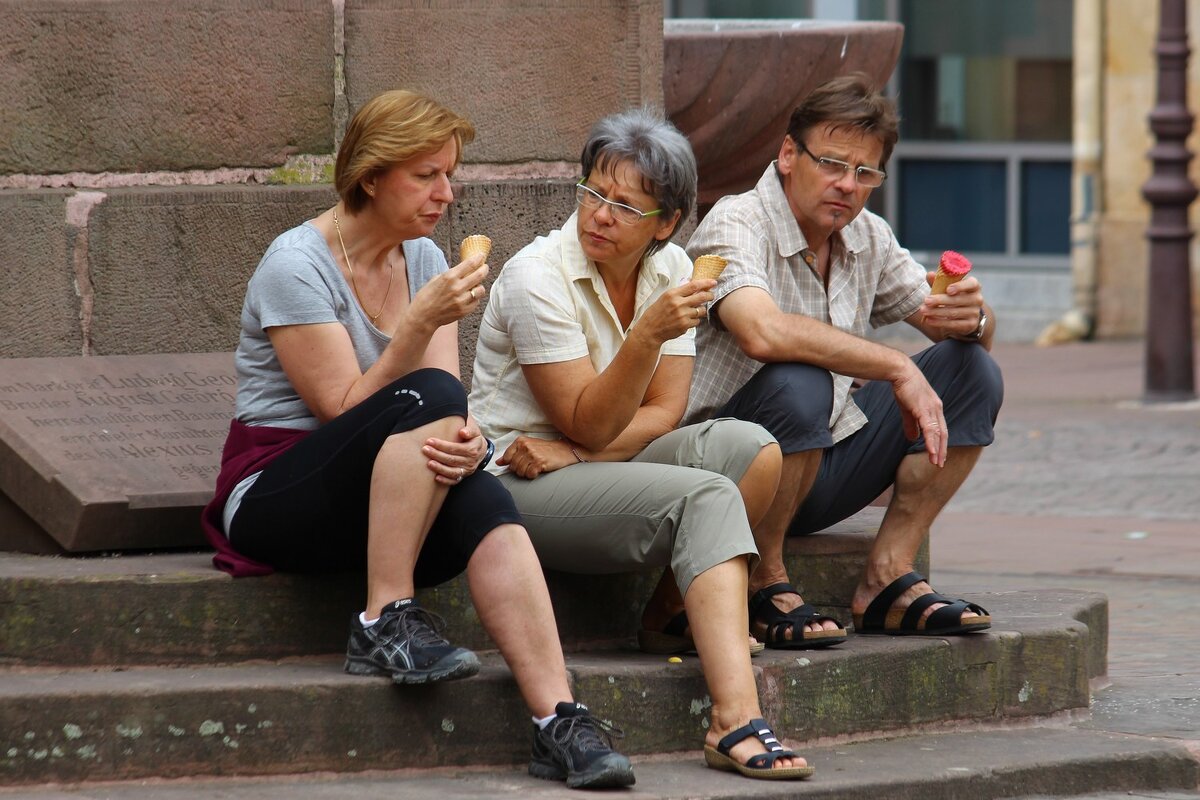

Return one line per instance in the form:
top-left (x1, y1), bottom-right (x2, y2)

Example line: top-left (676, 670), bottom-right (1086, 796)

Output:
top-left (930, 250), bottom-right (972, 295)
top-left (929, 269), bottom-right (965, 296)
top-left (690, 254), bottom-right (728, 282)
top-left (459, 235), bottom-right (492, 263)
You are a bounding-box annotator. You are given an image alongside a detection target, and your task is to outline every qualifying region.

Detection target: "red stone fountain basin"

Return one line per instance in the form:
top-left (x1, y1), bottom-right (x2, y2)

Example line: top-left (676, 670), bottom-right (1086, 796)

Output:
top-left (664, 19), bottom-right (904, 210)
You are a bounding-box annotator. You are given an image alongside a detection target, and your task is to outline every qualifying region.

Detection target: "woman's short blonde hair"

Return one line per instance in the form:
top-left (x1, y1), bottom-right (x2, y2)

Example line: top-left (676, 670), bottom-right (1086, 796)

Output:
top-left (335, 90), bottom-right (476, 213)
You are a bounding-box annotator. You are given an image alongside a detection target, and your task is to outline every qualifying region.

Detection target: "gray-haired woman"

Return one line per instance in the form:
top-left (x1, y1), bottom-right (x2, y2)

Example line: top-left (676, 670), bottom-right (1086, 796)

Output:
top-left (469, 109), bottom-right (816, 780)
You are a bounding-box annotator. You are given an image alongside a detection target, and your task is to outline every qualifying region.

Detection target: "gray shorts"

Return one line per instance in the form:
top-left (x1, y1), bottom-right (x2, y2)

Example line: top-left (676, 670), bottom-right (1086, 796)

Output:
top-left (498, 418), bottom-right (776, 596)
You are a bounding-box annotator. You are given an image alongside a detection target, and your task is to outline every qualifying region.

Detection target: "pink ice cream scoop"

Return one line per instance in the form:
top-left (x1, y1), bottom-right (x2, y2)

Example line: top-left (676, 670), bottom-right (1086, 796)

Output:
top-left (930, 250), bottom-right (972, 295)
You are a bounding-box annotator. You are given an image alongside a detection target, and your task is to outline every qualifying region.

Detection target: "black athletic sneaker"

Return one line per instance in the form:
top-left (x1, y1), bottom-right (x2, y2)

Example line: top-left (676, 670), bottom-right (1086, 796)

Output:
top-left (344, 598), bottom-right (480, 685)
top-left (529, 701), bottom-right (635, 789)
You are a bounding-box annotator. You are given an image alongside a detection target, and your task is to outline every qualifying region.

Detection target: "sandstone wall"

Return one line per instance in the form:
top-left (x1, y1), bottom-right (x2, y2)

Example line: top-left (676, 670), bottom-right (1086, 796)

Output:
top-left (0, 0), bottom-right (662, 366)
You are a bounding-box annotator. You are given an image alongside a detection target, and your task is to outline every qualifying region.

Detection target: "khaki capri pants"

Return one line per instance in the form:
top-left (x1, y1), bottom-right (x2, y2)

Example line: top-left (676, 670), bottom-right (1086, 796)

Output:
top-left (498, 418), bottom-right (775, 597)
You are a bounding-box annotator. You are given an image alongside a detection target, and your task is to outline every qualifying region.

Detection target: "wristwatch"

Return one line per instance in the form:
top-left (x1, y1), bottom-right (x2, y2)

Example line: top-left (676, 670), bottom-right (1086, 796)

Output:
top-left (968, 311), bottom-right (988, 341)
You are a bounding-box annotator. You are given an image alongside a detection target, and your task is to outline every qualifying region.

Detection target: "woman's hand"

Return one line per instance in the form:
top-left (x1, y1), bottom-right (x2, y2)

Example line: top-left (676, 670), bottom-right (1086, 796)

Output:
top-left (423, 419), bottom-right (489, 485)
top-left (408, 253), bottom-right (490, 333)
top-left (497, 436), bottom-right (579, 479)
top-left (628, 278), bottom-right (715, 349)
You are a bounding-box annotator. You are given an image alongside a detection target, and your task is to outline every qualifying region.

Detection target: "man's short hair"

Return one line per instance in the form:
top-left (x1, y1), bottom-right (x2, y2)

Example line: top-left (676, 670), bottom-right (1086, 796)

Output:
top-left (786, 73), bottom-right (900, 169)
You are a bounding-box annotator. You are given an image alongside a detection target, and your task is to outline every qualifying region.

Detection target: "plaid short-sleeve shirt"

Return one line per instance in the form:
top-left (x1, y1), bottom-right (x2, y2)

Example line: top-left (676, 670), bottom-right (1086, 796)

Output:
top-left (469, 213), bottom-right (695, 471)
top-left (683, 163), bottom-right (928, 443)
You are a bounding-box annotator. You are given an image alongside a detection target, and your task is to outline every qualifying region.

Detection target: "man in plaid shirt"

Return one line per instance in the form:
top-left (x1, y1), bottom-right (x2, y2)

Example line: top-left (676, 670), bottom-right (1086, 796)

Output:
top-left (684, 74), bottom-right (1003, 644)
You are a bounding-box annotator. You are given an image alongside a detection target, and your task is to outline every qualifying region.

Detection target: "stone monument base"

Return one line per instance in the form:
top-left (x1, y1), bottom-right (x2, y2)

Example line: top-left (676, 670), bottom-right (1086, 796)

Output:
top-left (0, 353), bottom-right (233, 553)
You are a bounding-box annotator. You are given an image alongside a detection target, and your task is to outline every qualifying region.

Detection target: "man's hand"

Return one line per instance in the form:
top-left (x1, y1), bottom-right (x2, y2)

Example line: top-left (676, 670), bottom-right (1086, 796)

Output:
top-left (892, 362), bottom-right (947, 467)
top-left (922, 274), bottom-right (985, 340)
top-left (497, 436), bottom-right (579, 479)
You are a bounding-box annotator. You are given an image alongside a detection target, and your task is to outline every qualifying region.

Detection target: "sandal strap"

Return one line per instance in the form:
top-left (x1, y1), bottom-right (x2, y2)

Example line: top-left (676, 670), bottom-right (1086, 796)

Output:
top-left (751, 583), bottom-right (844, 645)
top-left (747, 582), bottom-right (801, 623)
top-left (900, 591), bottom-right (956, 630)
top-left (900, 590), bottom-right (990, 631)
top-left (924, 598), bottom-right (989, 630)
top-left (862, 571), bottom-right (925, 630)
top-left (764, 603), bottom-right (821, 643)
top-left (716, 718), bottom-right (787, 757)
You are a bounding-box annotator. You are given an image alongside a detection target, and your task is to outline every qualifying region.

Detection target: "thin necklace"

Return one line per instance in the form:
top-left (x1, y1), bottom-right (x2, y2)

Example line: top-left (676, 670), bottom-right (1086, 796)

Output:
top-left (332, 208), bottom-right (393, 326)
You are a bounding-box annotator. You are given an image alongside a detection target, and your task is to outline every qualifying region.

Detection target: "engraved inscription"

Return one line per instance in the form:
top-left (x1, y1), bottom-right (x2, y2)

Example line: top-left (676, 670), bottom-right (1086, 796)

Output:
top-left (0, 359), bottom-right (234, 486)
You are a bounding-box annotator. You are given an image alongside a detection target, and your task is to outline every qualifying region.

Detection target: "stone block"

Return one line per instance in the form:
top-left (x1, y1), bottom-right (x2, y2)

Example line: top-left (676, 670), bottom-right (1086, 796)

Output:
top-left (0, 0), bottom-right (333, 174)
top-left (436, 179), bottom-right (577, 384)
top-left (86, 186), bottom-right (337, 355)
top-left (0, 191), bottom-right (81, 357)
top-left (81, 182), bottom-right (586, 361)
top-left (344, 0), bottom-right (662, 164)
top-left (0, 510), bottom-right (887, 665)
top-left (0, 660), bottom-right (530, 784)
top-left (0, 353), bottom-right (233, 552)
top-left (0, 589), bottom-right (1105, 784)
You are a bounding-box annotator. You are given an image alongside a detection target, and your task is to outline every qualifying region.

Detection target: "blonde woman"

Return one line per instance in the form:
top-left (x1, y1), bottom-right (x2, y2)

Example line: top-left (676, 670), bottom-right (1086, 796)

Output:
top-left (202, 90), bottom-right (633, 790)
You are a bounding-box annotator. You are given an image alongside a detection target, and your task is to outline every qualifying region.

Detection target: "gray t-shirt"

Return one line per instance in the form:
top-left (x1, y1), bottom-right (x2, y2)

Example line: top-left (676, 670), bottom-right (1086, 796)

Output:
top-left (234, 221), bottom-right (447, 429)
top-left (223, 222), bottom-right (446, 535)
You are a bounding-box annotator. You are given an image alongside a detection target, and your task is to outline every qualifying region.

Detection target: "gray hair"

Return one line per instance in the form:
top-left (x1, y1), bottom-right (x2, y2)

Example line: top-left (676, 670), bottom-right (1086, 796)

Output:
top-left (580, 108), bottom-right (697, 257)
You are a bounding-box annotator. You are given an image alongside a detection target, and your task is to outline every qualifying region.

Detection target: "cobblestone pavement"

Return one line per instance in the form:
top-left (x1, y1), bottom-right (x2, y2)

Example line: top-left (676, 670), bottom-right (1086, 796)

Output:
top-left (929, 340), bottom-right (1200, 744)
top-left (949, 341), bottom-right (1200, 521)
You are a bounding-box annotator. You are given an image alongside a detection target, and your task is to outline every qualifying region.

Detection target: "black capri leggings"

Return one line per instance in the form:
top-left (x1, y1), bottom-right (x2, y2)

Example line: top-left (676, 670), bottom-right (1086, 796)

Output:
top-left (227, 368), bottom-right (523, 586)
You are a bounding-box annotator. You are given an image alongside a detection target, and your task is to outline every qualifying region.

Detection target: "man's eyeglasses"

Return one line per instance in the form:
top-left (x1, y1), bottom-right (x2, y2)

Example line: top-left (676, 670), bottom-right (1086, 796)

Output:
top-left (797, 142), bottom-right (887, 188)
top-left (575, 183), bottom-right (663, 225)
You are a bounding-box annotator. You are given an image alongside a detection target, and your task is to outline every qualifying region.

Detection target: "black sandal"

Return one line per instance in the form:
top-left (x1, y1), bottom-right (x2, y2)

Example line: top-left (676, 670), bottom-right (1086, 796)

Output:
top-left (748, 583), bottom-right (846, 650)
top-left (703, 718), bottom-right (814, 780)
top-left (853, 572), bottom-right (991, 635)
top-left (637, 610), bottom-right (764, 656)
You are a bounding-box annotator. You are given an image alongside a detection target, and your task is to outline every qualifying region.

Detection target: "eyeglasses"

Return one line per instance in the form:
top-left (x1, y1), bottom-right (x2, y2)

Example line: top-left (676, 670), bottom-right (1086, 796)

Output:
top-left (797, 142), bottom-right (887, 188)
top-left (575, 183), bottom-right (663, 225)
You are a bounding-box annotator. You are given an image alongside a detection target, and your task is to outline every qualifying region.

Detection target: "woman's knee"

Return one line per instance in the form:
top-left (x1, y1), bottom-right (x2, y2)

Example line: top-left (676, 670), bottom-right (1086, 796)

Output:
top-left (472, 522), bottom-right (532, 558)
top-left (372, 369), bottom-right (468, 438)
top-left (700, 419), bottom-right (779, 475)
top-left (382, 368), bottom-right (467, 413)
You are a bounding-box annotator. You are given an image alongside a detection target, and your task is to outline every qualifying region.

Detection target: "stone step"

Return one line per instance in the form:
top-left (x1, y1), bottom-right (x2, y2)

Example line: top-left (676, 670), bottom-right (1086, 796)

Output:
top-left (0, 589), bottom-right (1104, 786)
top-left (0, 509), bottom-right (908, 666)
top-left (1, 726), bottom-right (1196, 799)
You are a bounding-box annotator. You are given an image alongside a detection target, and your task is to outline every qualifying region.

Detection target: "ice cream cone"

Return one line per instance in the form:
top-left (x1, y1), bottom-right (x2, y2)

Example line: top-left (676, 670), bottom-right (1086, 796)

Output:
top-left (459, 235), bottom-right (492, 263)
top-left (690, 254), bottom-right (728, 282)
top-left (930, 250), bottom-right (972, 295)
